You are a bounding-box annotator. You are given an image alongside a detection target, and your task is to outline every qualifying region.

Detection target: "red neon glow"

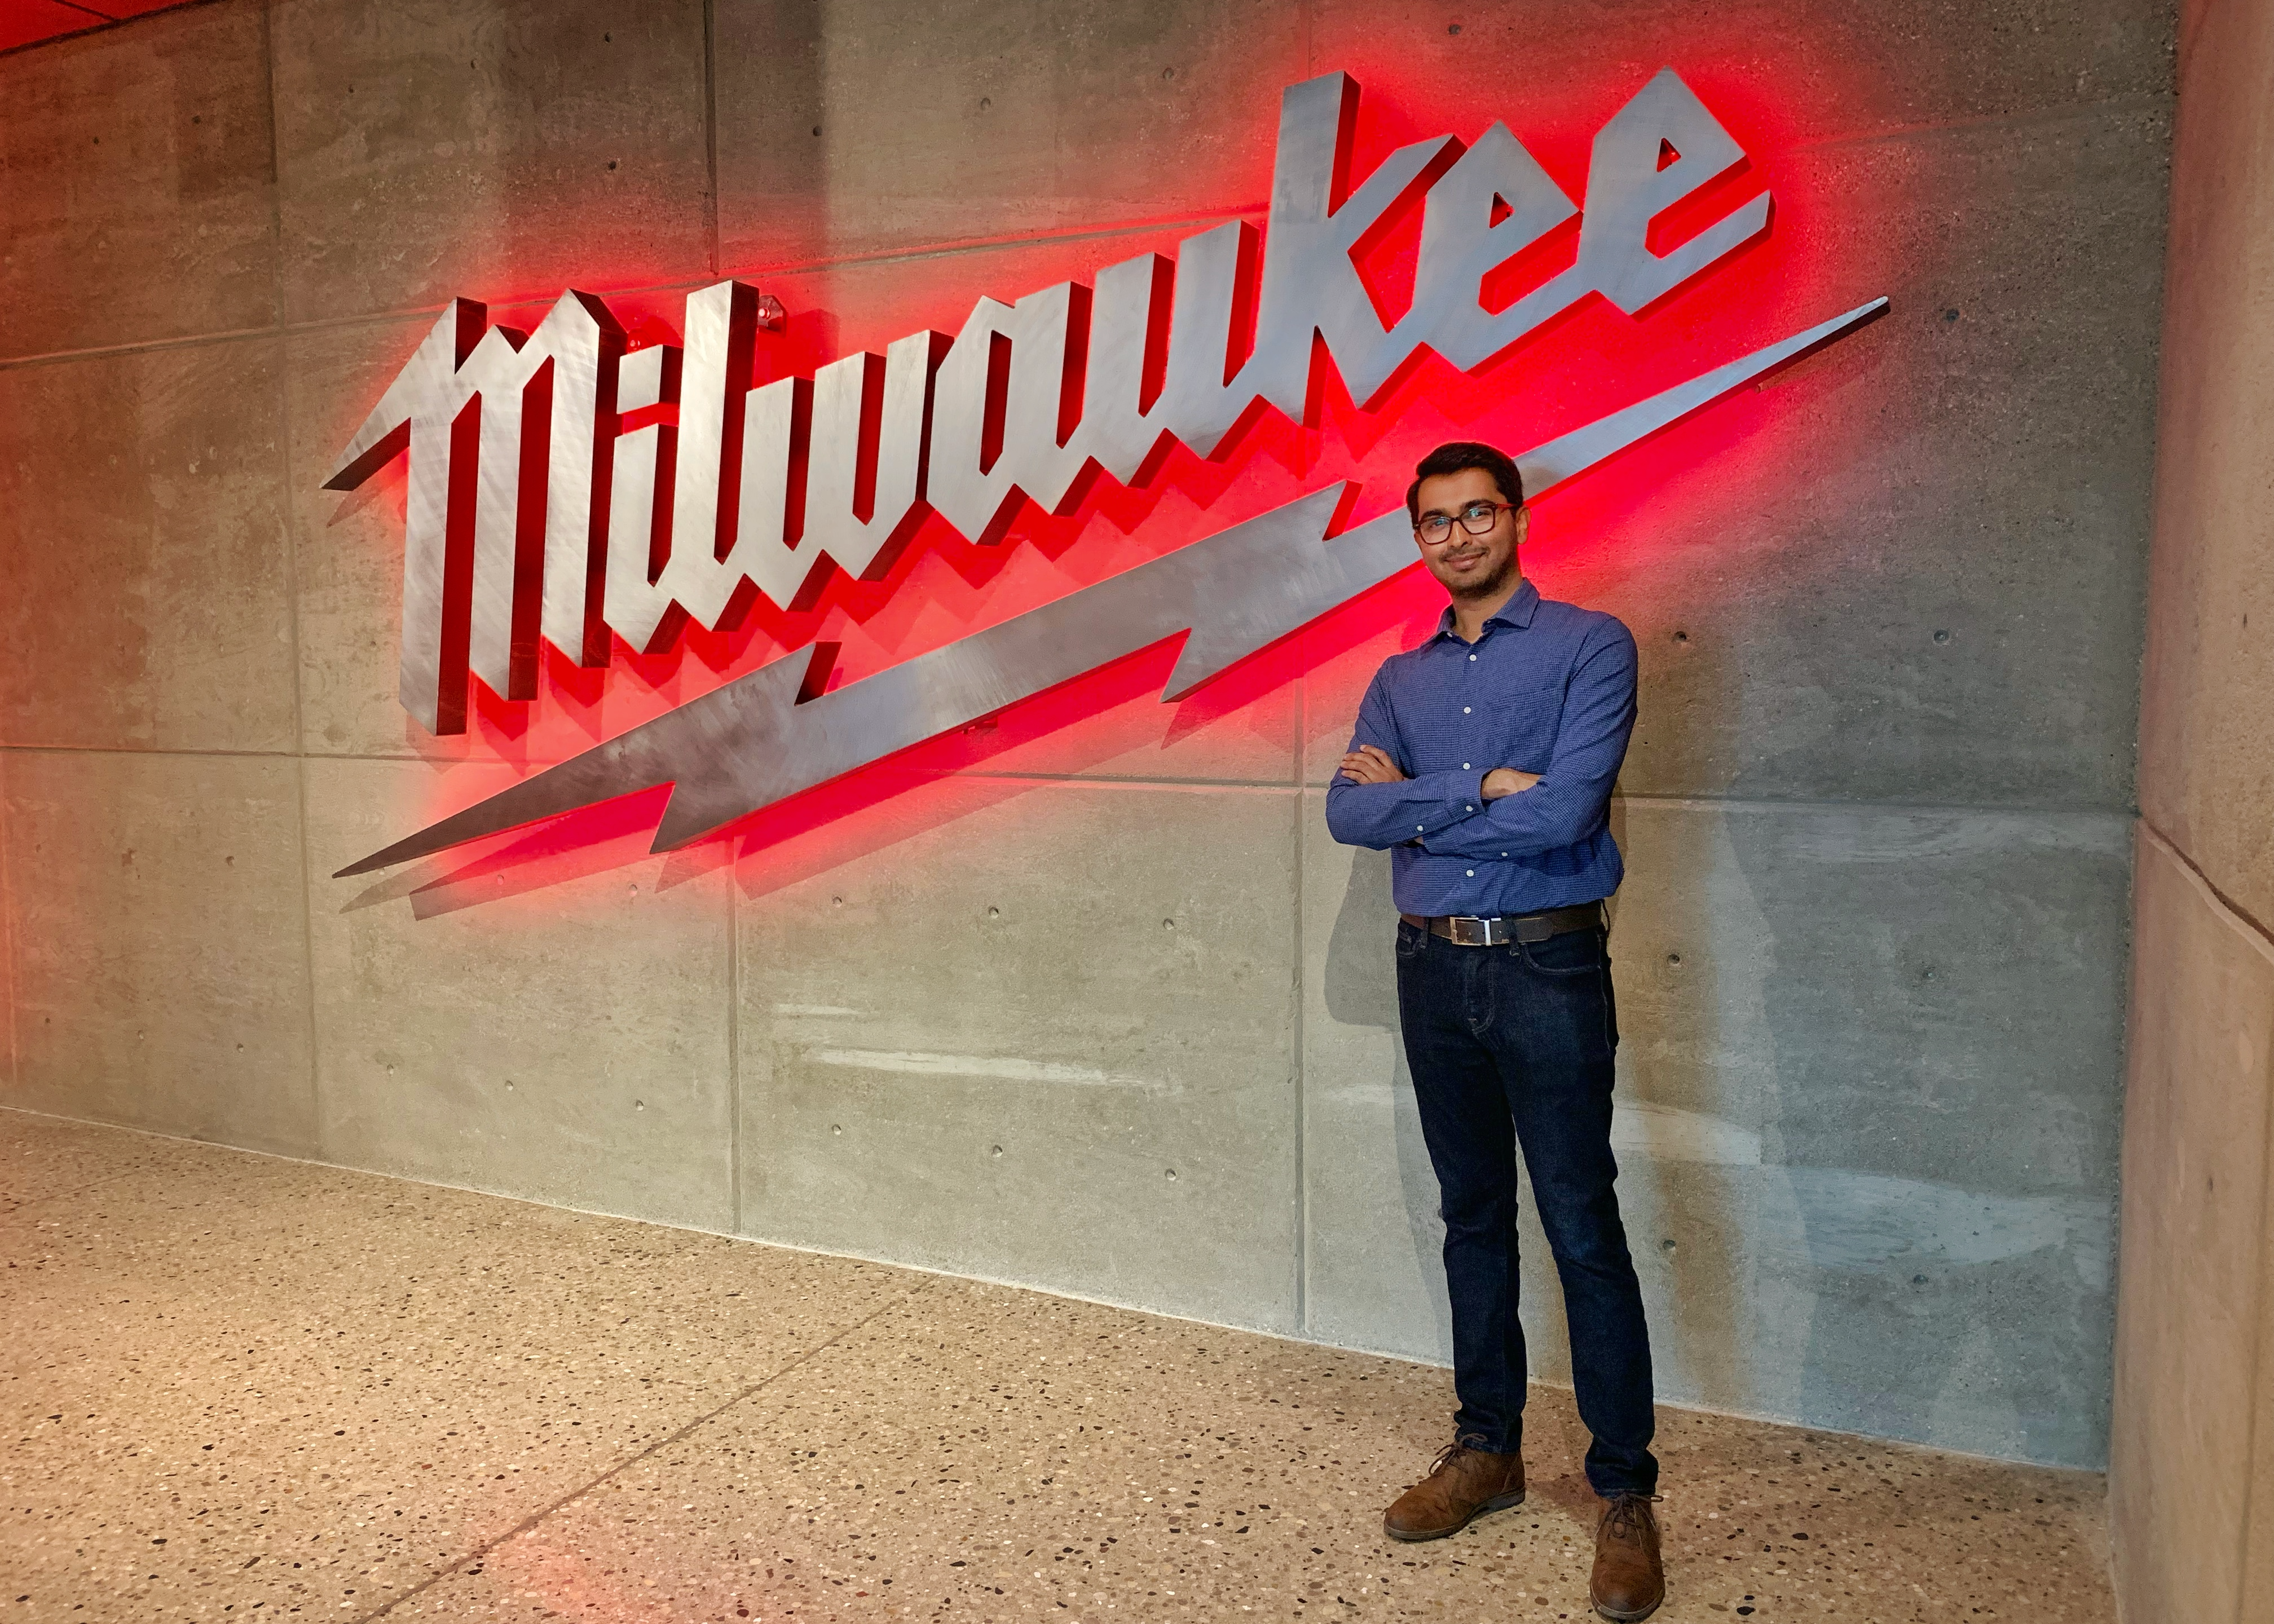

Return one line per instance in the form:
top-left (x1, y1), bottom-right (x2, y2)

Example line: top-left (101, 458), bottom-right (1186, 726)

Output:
top-left (330, 57), bottom-right (1894, 915)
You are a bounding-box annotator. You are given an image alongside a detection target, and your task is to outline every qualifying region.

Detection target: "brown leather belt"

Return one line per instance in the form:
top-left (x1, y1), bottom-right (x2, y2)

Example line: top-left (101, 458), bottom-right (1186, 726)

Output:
top-left (1399, 901), bottom-right (1604, 947)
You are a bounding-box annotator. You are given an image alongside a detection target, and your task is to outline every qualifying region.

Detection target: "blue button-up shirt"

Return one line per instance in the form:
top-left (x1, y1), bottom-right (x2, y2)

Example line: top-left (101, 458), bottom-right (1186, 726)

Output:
top-left (1324, 579), bottom-right (1637, 916)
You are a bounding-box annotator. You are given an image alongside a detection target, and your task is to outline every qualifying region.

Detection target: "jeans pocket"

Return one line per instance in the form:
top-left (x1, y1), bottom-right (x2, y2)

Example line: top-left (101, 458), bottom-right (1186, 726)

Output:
top-left (1395, 920), bottom-right (1427, 960)
top-left (1518, 928), bottom-right (1607, 977)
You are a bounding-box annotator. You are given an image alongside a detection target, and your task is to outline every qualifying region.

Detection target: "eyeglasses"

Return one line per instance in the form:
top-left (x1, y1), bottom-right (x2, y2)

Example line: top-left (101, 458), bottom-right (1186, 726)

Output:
top-left (1415, 501), bottom-right (1519, 543)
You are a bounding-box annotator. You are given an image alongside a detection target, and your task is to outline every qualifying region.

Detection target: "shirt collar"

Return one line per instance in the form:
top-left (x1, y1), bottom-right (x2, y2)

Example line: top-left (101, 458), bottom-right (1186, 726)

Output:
top-left (1433, 577), bottom-right (1541, 642)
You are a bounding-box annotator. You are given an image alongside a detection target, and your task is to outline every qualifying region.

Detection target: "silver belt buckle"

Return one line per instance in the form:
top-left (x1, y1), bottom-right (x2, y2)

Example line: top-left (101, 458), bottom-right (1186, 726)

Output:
top-left (1447, 915), bottom-right (1506, 947)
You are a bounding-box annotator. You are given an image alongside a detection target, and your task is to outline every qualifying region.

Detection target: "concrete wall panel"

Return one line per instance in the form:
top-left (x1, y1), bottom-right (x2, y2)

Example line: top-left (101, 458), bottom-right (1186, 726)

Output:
top-left (303, 757), bottom-right (735, 1232)
top-left (713, 0), bottom-right (1306, 269)
top-left (2114, 0), bottom-right (2274, 1605)
top-left (270, 0), bottom-right (713, 326)
top-left (736, 776), bottom-right (1302, 1333)
top-left (1307, 0), bottom-right (2172, 147)
top-left (2109, 829), bottom-right (2274, 1624)
top-left (0, 751), bottom-right (316, 1156)
top-left (0, 340), bottom-right (298, 755)
top-left (2136, 0), bottom-right (2274, 926)
top-left (1305, 795), bottom-right (2126, 1466)
top-left (1297, 101), bottom-right (2167, 813)
top-left (0, 0), bottom-right (277, 360)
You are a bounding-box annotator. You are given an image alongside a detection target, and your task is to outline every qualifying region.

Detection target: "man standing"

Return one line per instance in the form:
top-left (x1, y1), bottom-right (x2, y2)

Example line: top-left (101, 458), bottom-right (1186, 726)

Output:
top-left (1324, 441), bottom-right (1661, 1622)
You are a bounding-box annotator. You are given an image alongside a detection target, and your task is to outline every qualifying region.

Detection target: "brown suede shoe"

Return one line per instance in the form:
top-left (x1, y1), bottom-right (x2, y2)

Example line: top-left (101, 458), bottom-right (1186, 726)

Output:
top-left (1381, 1439), bottom-right (1526, 1542)
top-left (1590, 1493), bottom-right (1665, 1621)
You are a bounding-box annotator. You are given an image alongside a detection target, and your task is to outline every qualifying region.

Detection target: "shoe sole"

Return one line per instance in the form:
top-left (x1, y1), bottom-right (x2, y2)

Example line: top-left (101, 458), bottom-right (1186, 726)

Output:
top-left (1381, 1489), bottom-right (1526, 1543)
top-left (1590, 1592), bottom-right (1663, 1622)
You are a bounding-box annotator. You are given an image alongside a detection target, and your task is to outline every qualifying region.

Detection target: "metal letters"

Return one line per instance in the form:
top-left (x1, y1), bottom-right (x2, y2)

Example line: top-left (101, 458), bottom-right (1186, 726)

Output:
top-left (329, 68), bottom-right (1782, 733)
top-left (325, 67), bottom-right (1884, 871)
top-left (336, 299), bottom-right (1885, 877)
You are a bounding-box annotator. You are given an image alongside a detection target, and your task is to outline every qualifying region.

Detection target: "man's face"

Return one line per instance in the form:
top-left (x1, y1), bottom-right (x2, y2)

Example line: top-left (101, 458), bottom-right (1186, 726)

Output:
top-left (1413, 467), bottom-right (1527, 601)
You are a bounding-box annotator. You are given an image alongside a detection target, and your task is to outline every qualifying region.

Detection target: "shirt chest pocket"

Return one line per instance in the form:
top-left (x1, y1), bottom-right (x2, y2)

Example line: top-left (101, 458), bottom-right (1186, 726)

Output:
top-left (1429, 678), bottom-right (1564, 773)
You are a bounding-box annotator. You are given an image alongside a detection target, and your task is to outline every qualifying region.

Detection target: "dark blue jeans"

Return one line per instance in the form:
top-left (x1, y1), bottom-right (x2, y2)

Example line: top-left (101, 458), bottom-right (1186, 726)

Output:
top-left (1394, 917), bottom-right (1658, 1498)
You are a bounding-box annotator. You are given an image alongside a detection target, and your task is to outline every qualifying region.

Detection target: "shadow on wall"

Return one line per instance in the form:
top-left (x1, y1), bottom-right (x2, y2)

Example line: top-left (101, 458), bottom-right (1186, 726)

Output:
top-left (1316, 797), bottom-right (1739, 1411)
top-left (1320, 841), bottom-right (1457, 1360)
top-left (1316, 771), bottom-right (2125, 1467)
top-left (1711, 773), bottom-right (2122, 1466)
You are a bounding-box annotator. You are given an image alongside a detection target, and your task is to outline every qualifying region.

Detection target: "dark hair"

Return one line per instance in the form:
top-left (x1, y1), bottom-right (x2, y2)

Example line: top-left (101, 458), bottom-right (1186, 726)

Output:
top-left (1405, 441), bottom-right (1525, 526)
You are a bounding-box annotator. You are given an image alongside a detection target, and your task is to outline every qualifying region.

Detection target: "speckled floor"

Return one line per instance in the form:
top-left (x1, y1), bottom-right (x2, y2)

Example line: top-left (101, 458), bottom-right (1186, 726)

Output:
top-left (2, 1110), bottom-right (2114, 1623)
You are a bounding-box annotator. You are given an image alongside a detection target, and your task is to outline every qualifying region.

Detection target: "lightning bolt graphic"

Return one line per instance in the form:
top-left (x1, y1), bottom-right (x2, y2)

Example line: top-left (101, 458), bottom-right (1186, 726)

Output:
top-left (336, 297), bottom-right (1887, 879)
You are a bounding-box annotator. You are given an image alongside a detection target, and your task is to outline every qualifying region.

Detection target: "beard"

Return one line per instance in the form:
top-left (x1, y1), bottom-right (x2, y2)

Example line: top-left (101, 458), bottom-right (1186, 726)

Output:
top-left (1443, 550), bottom-right (1518, 602)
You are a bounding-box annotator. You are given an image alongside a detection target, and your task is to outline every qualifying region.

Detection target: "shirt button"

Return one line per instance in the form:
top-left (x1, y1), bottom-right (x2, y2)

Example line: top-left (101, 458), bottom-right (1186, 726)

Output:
top-left (1466, 869), bottom-right (1475, 877)
top-left (1463, 707), bottom-right (1471, 714)
top-left (1416, 824), bottom-right (1425, 832)
top-left (1463, 762), bottom-right (1471, 770)
top-left (1469, 654), bottom-right (1477, 661)
top-left (1466, 805), bottom-right (1475, 812)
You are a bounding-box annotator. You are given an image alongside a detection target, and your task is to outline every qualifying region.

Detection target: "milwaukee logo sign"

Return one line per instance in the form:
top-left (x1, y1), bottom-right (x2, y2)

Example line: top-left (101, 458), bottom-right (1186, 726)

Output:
top-left (328, 68), bottom-right (1884, 877)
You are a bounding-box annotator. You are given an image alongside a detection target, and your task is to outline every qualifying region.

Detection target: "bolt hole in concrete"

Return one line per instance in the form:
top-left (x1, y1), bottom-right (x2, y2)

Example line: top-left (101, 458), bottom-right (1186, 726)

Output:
top-left (634, 1101), bottom-right (645, 1111)
top-left (991, 1145), bottom-right (1003, 1158)
top-left (1933, 629), bottom-right (1953, 643)
top-left (1447, 22), bottom-right (1462, 34)
top-left (1661, 1239), bottom-right (1677, 1251)
top-left (1165, 1169), bottom-right (1178, 1180)
top-left (988, 906), bottom-right (1001, 919)
top-left (833, 1125), bottom-right (844, 1136)
top-left (979, 97), bottom-right (990, 109)
top-left (1672, 629), bottom-right (1688, 643)
top-left (832, 895), bottom-right (843, 906)
top-left (1667, 952), bottom-right (1682, 965)
top-left (1161, 66), bottom-right (1174, 79)
top-left (1162, 918), bottom-right (1175, 930)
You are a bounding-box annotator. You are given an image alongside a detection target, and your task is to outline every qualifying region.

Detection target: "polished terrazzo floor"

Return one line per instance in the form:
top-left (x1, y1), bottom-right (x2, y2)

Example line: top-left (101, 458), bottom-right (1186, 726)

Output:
top-left (2, 1110), bottom-right (2114, 1623)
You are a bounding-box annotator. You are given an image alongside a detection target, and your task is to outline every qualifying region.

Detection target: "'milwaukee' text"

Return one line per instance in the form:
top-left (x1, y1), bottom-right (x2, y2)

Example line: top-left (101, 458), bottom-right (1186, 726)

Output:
top-left (328, 69), bottom-right (1769, 734)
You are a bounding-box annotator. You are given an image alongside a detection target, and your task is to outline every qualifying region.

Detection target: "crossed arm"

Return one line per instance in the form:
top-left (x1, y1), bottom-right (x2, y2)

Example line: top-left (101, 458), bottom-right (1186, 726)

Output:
top-left (1322, 626), bottom-right (1637, 858)
top-left (1340, 745), bottom-right (1539, 801)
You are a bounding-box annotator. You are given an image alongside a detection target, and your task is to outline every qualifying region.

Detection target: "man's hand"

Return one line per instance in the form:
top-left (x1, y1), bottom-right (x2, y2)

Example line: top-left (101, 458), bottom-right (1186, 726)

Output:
top-left (1482, 767), bottom-right (1542, 801)
top-left (1338, 744), bottom-right (1408, 785)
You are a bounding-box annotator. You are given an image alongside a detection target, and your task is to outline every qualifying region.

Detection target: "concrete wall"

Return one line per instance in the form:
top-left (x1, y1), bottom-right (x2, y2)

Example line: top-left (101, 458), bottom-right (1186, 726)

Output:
top-left (2110, 0), bottom-right (2274, 1612)
top-left (0, 0), bottom-right (2172, 1468)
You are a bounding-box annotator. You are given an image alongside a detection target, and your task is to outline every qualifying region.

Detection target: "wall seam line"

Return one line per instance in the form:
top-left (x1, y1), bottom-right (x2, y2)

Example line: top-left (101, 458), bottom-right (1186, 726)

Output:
top-left (258, 0), bottom-right (324, 1157)
top-left (1292, 711), bottom-right (1308, 1335)
top-left (0, 743), bottom-right (2150, 819)
top-left (0, 213), bottom-right (1261, 373)
top-left (728, 857), bottom-right (742, 1237)
top-left (700, 0), bottom-right (720, 280)
top-left (0, 747), bottom-right (18, 1096)
top-left (1785, 87), bottom-right (2175, 159)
